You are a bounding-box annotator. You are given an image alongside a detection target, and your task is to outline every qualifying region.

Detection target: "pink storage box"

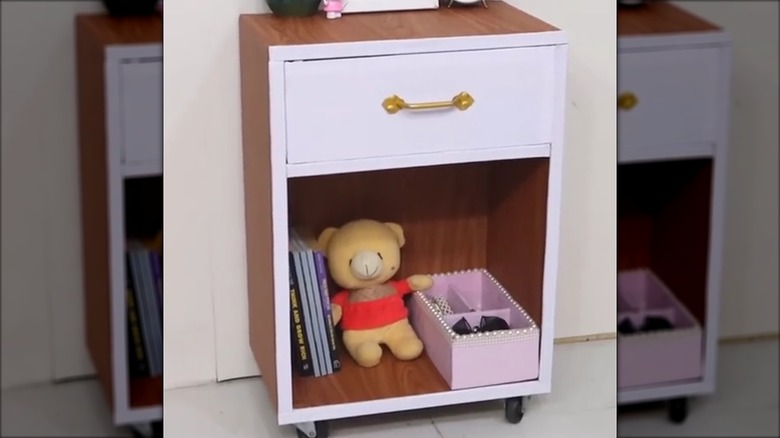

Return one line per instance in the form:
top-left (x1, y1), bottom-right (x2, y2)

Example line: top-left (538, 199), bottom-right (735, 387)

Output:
top-left (408, 268), bottom-right (540, 390)
top-left (618, 269), bottom-right (703, 389)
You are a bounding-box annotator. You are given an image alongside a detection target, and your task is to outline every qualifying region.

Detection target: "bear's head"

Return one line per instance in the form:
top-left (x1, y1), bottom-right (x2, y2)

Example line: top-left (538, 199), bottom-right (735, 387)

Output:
top-left (316, 219), bottom-right (405, 290)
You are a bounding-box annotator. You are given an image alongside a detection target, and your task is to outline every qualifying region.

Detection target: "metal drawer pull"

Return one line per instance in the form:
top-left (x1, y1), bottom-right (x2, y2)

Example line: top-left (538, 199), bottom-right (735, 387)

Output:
top-left (618, 92), bottom-right (638, 110)
top-left (382, 91), bottom-right (475, 114)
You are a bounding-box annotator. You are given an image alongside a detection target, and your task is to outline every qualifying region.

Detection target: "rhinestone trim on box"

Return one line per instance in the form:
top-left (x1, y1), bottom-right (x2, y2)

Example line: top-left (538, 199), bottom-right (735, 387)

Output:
top-left (413, 268), bottom-right (540, 348)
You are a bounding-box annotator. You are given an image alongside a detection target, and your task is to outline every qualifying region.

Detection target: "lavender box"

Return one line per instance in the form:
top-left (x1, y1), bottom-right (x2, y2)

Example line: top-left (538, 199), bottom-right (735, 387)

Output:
top-left (408, 268), bottom-right (540, 390)
top-left (617, 269), bottom-right (703, 389)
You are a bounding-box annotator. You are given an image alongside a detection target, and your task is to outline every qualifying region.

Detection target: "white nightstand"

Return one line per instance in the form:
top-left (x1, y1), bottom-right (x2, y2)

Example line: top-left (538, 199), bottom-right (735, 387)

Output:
top-left (75, 14), bottom-right (162, 432)
top-left (238, 3), bottom-right (568, 437)
top-left (616, 2), bottom-right (731, 424)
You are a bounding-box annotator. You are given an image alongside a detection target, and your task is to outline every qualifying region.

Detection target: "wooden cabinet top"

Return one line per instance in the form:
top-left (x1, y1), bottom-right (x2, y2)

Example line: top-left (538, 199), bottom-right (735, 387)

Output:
top-left (240, 1), bottom-right (557, 47)
top-left (618, 2), bottom-right (720, 36)
top-left (76, 14), bottom-right (162, 45)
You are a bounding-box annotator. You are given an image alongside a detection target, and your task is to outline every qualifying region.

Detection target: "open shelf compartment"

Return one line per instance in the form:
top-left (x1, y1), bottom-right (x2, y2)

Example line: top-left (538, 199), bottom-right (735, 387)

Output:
top-left (617, 158), bottom-right (711, 390)
top-left (286, 157), bottom-right (549, 409)
top-left (123, 175), bottom-right (163, 410)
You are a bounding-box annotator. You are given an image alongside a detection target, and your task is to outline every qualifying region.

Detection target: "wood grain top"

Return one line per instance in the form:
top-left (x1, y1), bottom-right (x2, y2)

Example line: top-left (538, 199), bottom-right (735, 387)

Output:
top-left (618, 2), bottom-right (720, 36)
top-left (240, 2), bottom-right (557, 47)
top-left (75, 13), bottom-right (162, 45)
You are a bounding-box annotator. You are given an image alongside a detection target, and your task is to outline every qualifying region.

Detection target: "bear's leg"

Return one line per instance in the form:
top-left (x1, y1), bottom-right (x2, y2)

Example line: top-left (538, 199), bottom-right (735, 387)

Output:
top-left (343, 330), bottom-right (383, 367)
top-left (384, 319), bottom-right (424, 361)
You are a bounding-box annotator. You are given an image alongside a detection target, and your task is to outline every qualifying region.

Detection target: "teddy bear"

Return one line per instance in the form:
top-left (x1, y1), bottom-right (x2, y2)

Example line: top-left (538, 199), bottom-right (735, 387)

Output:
top-left (315, 219), bottom-right (433, 368)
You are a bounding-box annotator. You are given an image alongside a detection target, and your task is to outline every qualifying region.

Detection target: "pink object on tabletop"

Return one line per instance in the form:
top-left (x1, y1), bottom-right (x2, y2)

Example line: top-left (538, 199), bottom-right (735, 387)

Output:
top-left (322, 0), bottom-right (345, 19)
top-left (617, 269), bottom-right (704, 389)
top-left (408, 269), bottom-right (540, 390)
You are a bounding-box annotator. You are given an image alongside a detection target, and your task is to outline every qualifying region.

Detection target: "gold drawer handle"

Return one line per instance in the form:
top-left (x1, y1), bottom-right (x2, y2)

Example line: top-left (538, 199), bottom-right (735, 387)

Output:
top-left (382, 92), bottom-right (475, 114)
top-left (618, 92), bottom-right (638, 110)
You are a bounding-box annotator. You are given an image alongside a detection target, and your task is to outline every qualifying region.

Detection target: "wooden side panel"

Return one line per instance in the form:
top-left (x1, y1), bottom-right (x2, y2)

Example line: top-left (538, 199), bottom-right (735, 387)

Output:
top-left (239, 17), bottom-right (279, 410)
top-left (76, 16), bottom-right (114, 408)
top-left (652, 161), bottom-right (712, 325)
top-left (486, 158), bottom-right (549, 326)
top-left (287, 164), bottom-right (488, 277)
top-left (618, 2), bottom-right (720, 36)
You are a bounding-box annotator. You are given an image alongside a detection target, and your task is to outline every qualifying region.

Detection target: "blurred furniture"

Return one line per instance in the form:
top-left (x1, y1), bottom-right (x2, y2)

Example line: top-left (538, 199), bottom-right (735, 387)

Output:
top-left (75, 13), bottom-right (162, 435)
top-left (617, 1), bottom-right (731, 424)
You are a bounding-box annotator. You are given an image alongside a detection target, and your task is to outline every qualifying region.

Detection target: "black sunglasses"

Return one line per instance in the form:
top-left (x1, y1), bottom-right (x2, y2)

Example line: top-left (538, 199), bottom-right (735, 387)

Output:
top-left (452, 315), bottom-right (510, 335)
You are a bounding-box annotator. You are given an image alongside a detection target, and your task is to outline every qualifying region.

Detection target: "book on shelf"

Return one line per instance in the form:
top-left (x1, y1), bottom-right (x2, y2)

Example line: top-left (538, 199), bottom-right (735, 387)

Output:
top-left (289, 228), bottom-right (341, 378)
top-left (125, 238), bottom-right (163, 378)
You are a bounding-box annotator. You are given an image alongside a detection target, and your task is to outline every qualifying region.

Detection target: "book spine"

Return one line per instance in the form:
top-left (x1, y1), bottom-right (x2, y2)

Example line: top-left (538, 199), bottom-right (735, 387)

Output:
top-left (289, 253), bottom-right (313, 377)
top-left (304, 250), bottom-right (331, 375)
top-left (128, 252), bottom-right (157, 376)
top-left (314, 251), bottom-right (340, 372)
top-left (150, 251), bottom-right (163, 320)
top-left (126, 278), bottom-right (150, 378)
top-left (137, 249), bottom-right (163, 376)
top-left (293, 251), bottom-right (322, 377)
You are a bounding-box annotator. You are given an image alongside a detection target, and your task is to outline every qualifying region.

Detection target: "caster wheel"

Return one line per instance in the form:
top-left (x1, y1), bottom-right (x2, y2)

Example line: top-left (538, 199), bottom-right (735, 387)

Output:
top-left (504, 396), bottom-right (525, 424)
top-left (296, 421), bottom-right (329, 438)
top-left (667, 398), bottom-right (688, 424)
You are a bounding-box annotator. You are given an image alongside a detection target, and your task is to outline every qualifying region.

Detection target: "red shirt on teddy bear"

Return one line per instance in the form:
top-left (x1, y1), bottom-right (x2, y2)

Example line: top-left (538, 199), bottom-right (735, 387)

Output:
top-left (331, 280), bottom-right (414, 331)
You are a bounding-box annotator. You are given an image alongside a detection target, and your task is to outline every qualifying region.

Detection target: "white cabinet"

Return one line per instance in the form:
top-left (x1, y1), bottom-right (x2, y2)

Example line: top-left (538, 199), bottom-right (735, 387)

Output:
top-left (76, 14), bottom-right (162, 428)
top-left (238, 2), bottom-right (568, 435)
top-left (616, 2), bottom-right (731, 424)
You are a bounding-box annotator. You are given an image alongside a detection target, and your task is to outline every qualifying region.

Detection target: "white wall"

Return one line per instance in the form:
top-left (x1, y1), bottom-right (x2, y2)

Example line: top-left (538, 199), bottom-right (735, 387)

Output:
top-left (1, 1), bottom-right (102, 389)
top-left (674, 1), bottom-right (779, 338)
top-left (163, 0), bottom-right (617, 389)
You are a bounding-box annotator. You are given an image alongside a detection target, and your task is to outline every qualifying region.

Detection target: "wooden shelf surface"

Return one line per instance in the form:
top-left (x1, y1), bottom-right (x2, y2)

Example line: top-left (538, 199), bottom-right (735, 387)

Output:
top-left (129, 376), bottom-right (163, 408)
top-left (76, 13), bottom-right (162, 46)
top-left (618, 1), bottom-right (720, 36)
top-left (293, 347), bottom-right (449, 408)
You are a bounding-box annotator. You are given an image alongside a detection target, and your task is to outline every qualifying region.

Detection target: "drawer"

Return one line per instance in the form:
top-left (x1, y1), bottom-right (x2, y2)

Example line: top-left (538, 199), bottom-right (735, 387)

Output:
top-left (119, 59), bottom-right (162, 174)
top-left (283, 47), bottom-right (557, 164)
top-left (618, 47), bottom-right (721, 158)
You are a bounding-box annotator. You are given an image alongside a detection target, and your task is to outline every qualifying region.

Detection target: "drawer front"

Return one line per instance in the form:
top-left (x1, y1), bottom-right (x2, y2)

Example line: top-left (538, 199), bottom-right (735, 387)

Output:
top-left (618, 47), bottom-right (721, 155)
top-left (284, 47), bottom-right (557, 164)
top-left (119, 59), bottom-right (162, 172)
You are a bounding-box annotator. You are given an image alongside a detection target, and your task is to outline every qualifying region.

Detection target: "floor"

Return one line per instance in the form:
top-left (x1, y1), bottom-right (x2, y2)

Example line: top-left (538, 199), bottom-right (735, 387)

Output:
top-left (163, 340), bottom-right (617, 438)
top-left (618, 339), bottom-right (779, 437)
top-left (1, 339), bottom-right (777, 437)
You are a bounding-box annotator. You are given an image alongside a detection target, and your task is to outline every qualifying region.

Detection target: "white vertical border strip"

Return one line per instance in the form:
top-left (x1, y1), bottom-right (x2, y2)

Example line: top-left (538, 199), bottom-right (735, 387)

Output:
top-left (538, 41), bottom-right (568, 391)
top-left (702, 37), bottom-right (732, 395)
top-left (269, 60), bottom-right (294, 420)
top-left (104, 49), bottom-right (131, 424)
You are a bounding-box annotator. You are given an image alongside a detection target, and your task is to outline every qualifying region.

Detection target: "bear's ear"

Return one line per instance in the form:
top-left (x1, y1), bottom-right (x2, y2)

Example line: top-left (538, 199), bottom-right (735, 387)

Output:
top-left (384, 222), bottom-right (405, 248)
top-left (316, 227), bottom-right (339, 252)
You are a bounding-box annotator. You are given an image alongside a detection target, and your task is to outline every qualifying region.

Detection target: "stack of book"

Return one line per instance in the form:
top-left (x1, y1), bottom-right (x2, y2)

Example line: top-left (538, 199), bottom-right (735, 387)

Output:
top-left (289, 229), bottom-right (340, 377)
top-left (125, 239), bottom-right (163, 379)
